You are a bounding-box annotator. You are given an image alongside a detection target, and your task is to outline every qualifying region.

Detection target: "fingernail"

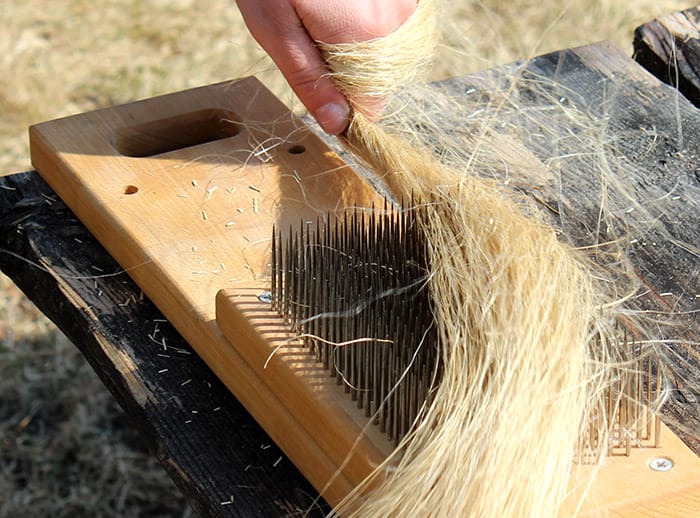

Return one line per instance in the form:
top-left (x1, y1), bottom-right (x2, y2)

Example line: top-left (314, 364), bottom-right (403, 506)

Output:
top-left (314, 102), bottom-right (350, 135)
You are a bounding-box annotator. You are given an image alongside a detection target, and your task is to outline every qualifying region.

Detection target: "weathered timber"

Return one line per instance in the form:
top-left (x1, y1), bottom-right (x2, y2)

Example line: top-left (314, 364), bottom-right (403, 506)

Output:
top-left (634, 6), bottom-right (700, 107)
top-left (0, 172), bottom-right (327, 517)
top-left (299, 41), bottom-right (700, 455)
top-left (1, 36), bottom-right (699, 515)
top-left (425, 41), bottom-right (700, 453)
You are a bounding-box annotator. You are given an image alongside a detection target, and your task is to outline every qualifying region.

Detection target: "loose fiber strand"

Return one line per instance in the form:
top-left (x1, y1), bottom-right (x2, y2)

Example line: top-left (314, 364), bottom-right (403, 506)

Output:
top-left (318, 1), bottom-right (668, 516)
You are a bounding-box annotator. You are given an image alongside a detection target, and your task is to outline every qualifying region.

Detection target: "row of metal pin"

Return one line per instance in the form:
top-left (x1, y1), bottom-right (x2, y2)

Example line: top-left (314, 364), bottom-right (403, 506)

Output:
top-left (580, 329), bottom-right (663, 459)
top-left (269, 204), bottom-right (662, 454)
top-left (270, 202), bottom-right (441, 445)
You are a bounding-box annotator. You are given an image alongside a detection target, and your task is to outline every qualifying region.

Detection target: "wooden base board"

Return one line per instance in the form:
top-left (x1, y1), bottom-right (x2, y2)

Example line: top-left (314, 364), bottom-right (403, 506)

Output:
top-left (29, 76), bottom-right (385, 504)
top-left (30, 74), bottom-right (699, 513)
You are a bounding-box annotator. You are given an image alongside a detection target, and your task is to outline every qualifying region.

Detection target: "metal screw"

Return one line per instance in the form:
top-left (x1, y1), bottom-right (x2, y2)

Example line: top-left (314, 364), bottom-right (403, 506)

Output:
top-left (648, 456), bottom-right (674, 472)
top-left (257, 291), bottom-right (272, 304)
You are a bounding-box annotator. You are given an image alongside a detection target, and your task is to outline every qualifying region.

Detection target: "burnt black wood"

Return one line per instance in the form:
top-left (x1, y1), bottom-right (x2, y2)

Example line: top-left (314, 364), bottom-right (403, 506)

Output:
top-left (0, 172), bottom-right (327, 517)
top-left (2, 24), bottom-right (699, 517)
top-left (634, 7), bottom-right (700, 107)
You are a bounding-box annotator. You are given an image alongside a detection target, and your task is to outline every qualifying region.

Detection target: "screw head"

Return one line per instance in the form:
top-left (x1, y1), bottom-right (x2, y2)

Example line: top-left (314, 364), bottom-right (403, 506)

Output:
top-left (648, 456), bottom-right (674, 472)
top-left (257, 291), bottom-right (272, 304)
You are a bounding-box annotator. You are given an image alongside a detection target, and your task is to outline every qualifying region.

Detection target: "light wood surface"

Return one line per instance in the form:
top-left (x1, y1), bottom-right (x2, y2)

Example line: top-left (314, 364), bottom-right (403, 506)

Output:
top-left (566, 421), bottom-right (700, 516)
top-left (29, 77), bottom-right (385, 505)
top-left (28, 45), bottom-right (699, 512)
top-left (216, 289), bottom-right (396, 496)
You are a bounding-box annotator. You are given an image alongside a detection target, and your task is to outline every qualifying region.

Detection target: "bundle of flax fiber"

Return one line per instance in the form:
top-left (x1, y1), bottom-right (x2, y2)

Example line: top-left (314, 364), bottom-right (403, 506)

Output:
top-left (314, 0), bottom-right (664, 515)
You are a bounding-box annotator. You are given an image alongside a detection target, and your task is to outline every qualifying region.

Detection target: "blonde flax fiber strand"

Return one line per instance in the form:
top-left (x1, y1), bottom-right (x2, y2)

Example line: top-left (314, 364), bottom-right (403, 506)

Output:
top-left (319, 0), bottom-right (639, 515)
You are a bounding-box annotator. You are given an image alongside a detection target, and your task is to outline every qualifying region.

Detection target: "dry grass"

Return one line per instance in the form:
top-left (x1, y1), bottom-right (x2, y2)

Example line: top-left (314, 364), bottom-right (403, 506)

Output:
top-left (0, 0), bottom-right (690, 515)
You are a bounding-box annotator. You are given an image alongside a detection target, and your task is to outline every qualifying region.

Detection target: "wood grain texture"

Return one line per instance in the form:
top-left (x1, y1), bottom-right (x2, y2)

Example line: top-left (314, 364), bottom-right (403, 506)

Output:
top-left (215, 289), bottom-right (396, 495)
top-left (634, 6), bottom-right (700, 107)
top-left (566, 421), bottom-right (700, 516)
top-left (1, 38), bottom-right (698, 516)
top-left (0, 171), bottom-right (327, 517)
top-left (29, 76), bottom-right (385, 507)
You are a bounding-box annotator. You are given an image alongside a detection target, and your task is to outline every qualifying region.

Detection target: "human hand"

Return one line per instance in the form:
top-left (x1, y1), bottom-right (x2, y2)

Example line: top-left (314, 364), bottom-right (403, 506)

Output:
top-left (236, 0), bottom-right (417, 135)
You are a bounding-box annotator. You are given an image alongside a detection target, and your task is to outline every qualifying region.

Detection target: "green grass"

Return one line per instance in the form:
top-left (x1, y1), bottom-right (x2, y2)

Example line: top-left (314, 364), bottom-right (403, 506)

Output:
top-left (0, 0), bottom-right (690, 515)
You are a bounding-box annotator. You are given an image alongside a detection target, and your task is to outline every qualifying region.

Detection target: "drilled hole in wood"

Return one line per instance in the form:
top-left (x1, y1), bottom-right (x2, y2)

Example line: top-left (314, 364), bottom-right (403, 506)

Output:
top-left (112, 109), bottom-right (242, 157)
top-left (288, 145), bottom-right (306, 155)
top-left (124, 185), bottom-right (139, 195)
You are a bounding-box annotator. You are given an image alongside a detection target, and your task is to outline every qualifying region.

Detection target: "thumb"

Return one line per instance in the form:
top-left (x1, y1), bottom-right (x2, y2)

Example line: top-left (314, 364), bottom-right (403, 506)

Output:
top-left (273, 35), bottom-right (351, 135)
top-left (237, 1), bottom-right (350, 135)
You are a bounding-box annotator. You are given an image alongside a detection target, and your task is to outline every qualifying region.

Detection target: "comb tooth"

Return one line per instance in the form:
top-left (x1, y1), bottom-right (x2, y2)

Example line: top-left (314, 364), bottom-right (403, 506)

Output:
top-left (370, 205), bottom-right (382, 421)
top-left (326, 218), bottom-right (335, 373)
top-left (397, 321), bottom-right (406, 443)
top-left (398, 208), bottom-right (411, 443)
top-left (279, 226), bottom-right (287, 321)
top-left (369, 207), bottom-right (392, 413)
top-left (627, 334), bottom-right (634, 454)
top-left (297, 226), bottom-right (302, 332)
top-left (296, 222), bottom-right (303, 332)
top-left (625, 372), bottom-right (633, 457)
top-left (299, 220), bottom-right (307, 337)
top-left (276, 227), bottom-right (283, 317)
top-left (277, 225), bottom-right (284, 316)
top-left (634, 338), bottom-right (642, 442)
top-left (347, 215), bottom-right (359, 397)
top-left (292, 230), bottom-right (300, 331)
top-left (386, 205), bottom-right (401, 440)
top-left (395, 342), bottom-right (408, 442)
top-left (357, 208), bottom-right (368, 401)
top-left (357, 208), bottom-right (373, 410)
top-left (309, 220), bottom-right (320, 359)
top-left (378, 321), bottom-right (388, 435)
top-left (646, 353), bottom-right (652, 440)
top-left (287, 228), bottom-right (294, 328)
top-left (310, 220), bottom-right (320, 361)
top-left (397, 320), bottom-right (408, 443)
top-left (321, 218), bottom-right (331, 369)
top-left (359, 257), bottom-right (368, 404)
top-left (338, 218), bottom-right (352, 387)
top-left (654, 361), bottom-right (662, 447)
top-left (407, 301), bottom-right (421, 437)
top-left (373, 342), bottom-right (381, 425)
top-left (284, 225), bottom-right (292, 326)
top-left (357, 254), bottom-right (370, 409)
top-left (319, 216), bottom-right (326, 351)
top-left (271, 225), bottom-right (277, 311)
top-left (309, 224), bottom-right (318, 352)
top-left (285, 226), bottom-right (292, 324)
top-left (302, 221), bottom-right (310, 335)
top-left (350, 208), bottom-right (364, 396)
top-left (305, 220), bottom-right (313, 333)
top-left (333, 213), bottom-right (345, 383)
top-left (371, 278), bottom-right (383, 419)
top-left (336, 223), bottom-right (345, 376)
top-left (308, 218), bottom-right (317, 360)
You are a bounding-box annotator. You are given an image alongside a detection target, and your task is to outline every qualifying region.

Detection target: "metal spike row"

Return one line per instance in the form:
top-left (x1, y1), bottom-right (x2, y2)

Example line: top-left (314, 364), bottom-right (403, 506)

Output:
top-left (270, 202), bottom-right (661, 454)
top-left (270, 202), bottom-right (441, 445)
